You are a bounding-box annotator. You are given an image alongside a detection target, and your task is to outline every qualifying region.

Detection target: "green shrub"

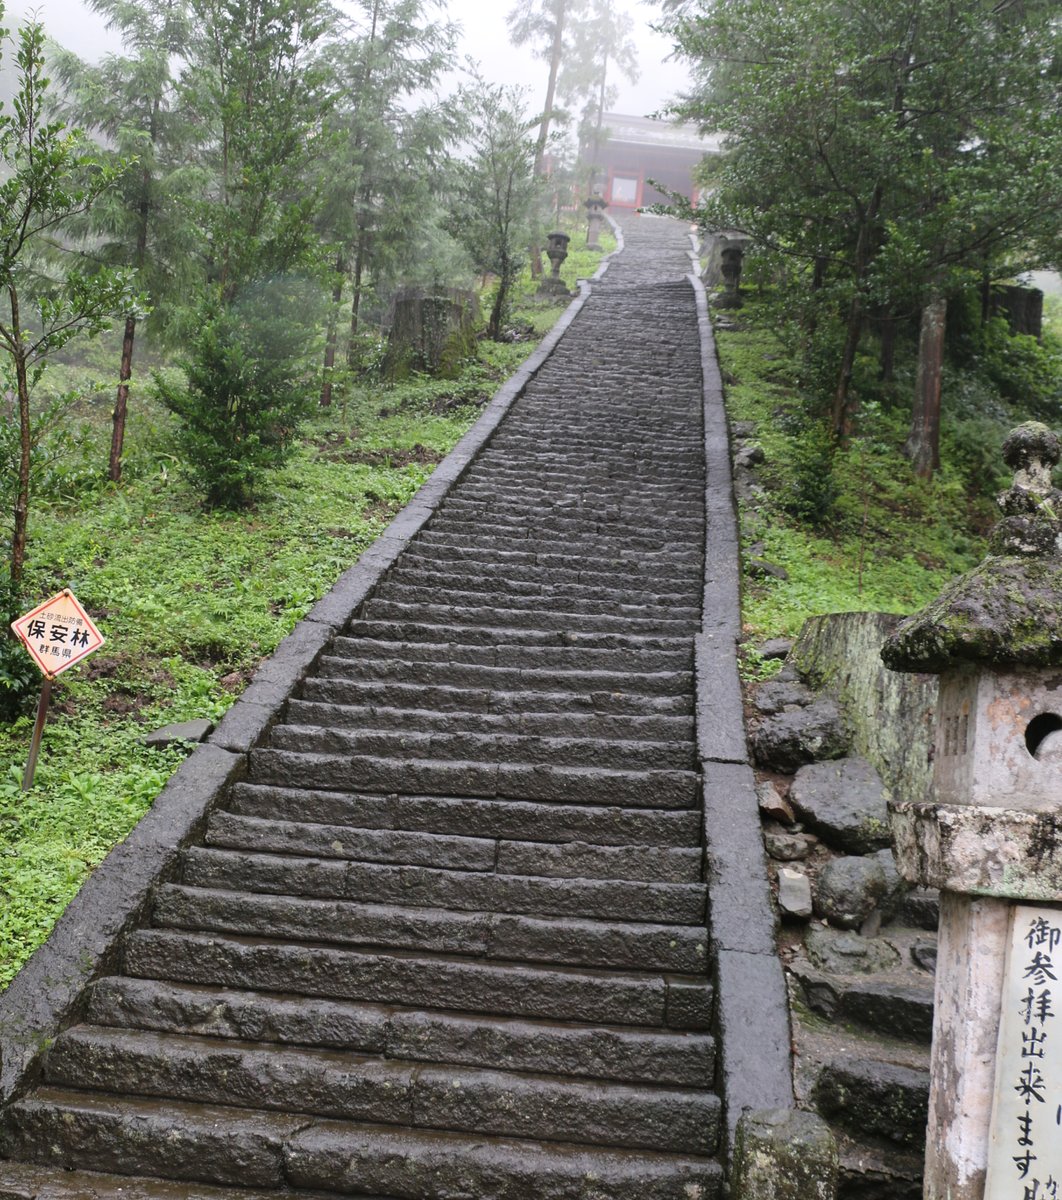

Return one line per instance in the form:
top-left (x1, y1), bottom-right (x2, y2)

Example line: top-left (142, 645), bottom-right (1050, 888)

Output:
top-left (155, 288), bottom-right (319, 509)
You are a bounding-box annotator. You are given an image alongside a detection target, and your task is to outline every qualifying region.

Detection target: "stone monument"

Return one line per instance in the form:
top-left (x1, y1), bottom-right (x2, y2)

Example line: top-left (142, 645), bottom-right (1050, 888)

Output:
top-left (882, 422), bottom-right (1062, 1200)
top-left (537, 231), bottom-right (572, 299)
top-left (585, 192), bottom-right (607, 251)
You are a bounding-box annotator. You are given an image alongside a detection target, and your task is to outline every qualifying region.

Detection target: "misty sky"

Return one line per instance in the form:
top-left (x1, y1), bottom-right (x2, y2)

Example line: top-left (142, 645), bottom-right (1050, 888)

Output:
top-left (4, 0), bottom-right (691, 119)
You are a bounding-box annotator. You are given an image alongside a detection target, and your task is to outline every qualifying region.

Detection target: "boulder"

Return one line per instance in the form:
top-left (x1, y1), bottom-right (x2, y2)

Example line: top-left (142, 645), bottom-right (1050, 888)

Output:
top-left (789, 757), bottom-right (891, 854)
top-left (141, 719), bottom-right (214, 749)
top-left (814, 856), bottom-right (888, 930)
top-left (751, 700), bottom-right (849, 773)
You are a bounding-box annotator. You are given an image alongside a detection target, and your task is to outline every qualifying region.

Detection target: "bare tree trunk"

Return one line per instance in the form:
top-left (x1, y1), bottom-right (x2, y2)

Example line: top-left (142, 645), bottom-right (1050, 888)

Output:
top-left (348, 228), bottom-right (368, 367)
top-left (109, 314), bottom-right (137, 482)
top-left (878, 309), bottom-right (896, 382)
top-left (832, 297), bottom-right (864, 441)
top-left (905, 292), bottom-right (946, 480)
top-left (12, 344), bottom-right (31, 589)
top-left (320, 258), bottom-right (344, 406)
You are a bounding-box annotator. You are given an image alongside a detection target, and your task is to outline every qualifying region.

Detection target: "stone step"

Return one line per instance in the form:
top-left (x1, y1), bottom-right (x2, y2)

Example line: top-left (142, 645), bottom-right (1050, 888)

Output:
top-left (123, 930), bottom-right (712, 1029)
top-left (380, 560), bottom-right (702, 599)
top-left (440, 491), bottom-right (703, 516)
top-left (247, 750), bottom-right (702, 808)
top-left (267, 724), bottom-right (695, 772)
top-left (298, 677), bottom-right (693, 716)
top-left (180, 848), bottom-right (708, 924)
top-left (792, 962), bottom-right (935, 1045)
top-left (313, 654), bottom-right (693, 699)
top-left (204, 812), bottom-right (702, 883)
top-left (225, 784), bottom-right (702, 847)
top-left (43, 1025), bottom-right (720, 1155)
top-left (393, 541), bottom-right (685, 575)
top-left (0, 1161), bottom-right (346, 1199)
top-left (283, 699), bottom-right (694, 744)
top-left (154, 884), bottom-right (708, 971)
top-left (462, 464), bottom-right (704, 490)
top-left (410, 531), bottom-right (702, 561)
top-left (425, 514), bottom-right (703, 542)
top-left (85, 976), bottom-right (715, 1086)
top-left (342, 618), bottom-right (691, 652)
top-left (811, 1057), bottom-right (930, 1151)
top-left (359, 600), bottom-right (699, 636)
top-left (366, 583), bottom-right (702, 623)
top-left (3, 1090), bottom-right (723, 1199)
top-left (375, 570), bottom-right (700, 608)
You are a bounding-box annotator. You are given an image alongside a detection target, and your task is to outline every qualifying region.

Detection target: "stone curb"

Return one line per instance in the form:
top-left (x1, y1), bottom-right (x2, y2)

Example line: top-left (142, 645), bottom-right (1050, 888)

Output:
top-left (689, 273), bottom-right (795, 1160)
top-left (0, 253), bottom-right (619, 1106)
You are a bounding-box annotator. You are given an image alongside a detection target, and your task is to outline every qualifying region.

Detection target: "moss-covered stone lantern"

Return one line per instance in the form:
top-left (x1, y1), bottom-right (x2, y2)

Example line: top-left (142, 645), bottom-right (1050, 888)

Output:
top-left (882, 421), bottom-right (1062, 1200)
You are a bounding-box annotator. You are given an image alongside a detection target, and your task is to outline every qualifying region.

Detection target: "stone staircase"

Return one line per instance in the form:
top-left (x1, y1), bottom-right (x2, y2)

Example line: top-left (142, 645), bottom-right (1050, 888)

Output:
top-left (0, 228), bottom-right (727, 1197)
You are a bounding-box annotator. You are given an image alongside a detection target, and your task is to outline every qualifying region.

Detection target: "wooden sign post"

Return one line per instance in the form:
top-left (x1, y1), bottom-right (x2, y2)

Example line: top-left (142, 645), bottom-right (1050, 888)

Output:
top-left (10, 588), bottom-right (105, 790)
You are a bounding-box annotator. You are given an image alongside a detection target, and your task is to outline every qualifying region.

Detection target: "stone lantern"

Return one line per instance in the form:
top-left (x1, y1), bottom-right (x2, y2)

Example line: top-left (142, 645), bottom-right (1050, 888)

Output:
top-left (537, 231), bottom-right (572, 298)
top-left (584, 192), bottom-right (608, 251)
top-left (882, 422), bottom-right (1062, 1200)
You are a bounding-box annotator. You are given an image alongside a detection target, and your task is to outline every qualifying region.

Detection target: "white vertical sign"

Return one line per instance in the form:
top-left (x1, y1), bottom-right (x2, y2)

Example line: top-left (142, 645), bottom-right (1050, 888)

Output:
top-left (986, 905), bottom-right (1062, 1200)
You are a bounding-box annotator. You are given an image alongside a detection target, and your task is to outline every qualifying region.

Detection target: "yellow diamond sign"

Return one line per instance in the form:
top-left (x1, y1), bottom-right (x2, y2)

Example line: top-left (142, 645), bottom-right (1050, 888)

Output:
top-left (11, 589), bottom-right (105, 679)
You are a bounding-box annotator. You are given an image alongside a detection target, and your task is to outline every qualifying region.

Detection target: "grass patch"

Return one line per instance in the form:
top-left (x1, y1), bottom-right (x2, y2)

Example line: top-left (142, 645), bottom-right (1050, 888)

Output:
top-left (715, 292), bottom-right (1014, 640)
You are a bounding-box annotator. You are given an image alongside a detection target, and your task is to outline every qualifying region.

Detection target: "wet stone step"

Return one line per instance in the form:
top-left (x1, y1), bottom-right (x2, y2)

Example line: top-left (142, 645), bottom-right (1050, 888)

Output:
top-left (374, 572), bottom-right (700, 608)
top-left (43, 1025), bottom-right (719, 1154)
top-left (378, 555), bottom-right (703, 593)
top-left (205, 812), bottom-right (702, 883)
top-left (180, 848), bottom-right (709, 924)
top-left (225, 784), bottom-right (702, 847)
top-left (312, 654), bottom-right (694, 698)
top-left (2, 1089), bottom-right (724, 1200)
top-left (341, 618), bottom-right (692, 652)
top-left (297, 678), bottom-right (694, 716)
top-left (247, 750), bottom-right (702, 808)
top-left (285, 1119), bottom-right (723, 1200)
top-left (0, 1161), bottom-right (350, 1200)
top-left (367, 584), bottom-right (702, 623)
top-left (283, 699), bottom-right (694, 744)
top-left (393, 541), bottom-right (690, 574)
top-left (85, 977), bottom-right (715, 1086)
top-left (123, 930), bottom-right (711, 1028)
top-left (154, 884), bottom-right (708, 971)
top-left (358, 600), bottom-right (700, 637)
top-left (266, 725), bottom-right (695, 772)
top-left (408, 532), bottom-right (700, 561)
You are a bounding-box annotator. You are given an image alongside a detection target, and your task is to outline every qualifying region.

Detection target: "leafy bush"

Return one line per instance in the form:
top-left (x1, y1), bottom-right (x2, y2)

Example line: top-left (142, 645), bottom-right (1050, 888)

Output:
top-left (0, 582), bottom-right (38, 720)
top-left (155, 287), bottom-right (320, 508)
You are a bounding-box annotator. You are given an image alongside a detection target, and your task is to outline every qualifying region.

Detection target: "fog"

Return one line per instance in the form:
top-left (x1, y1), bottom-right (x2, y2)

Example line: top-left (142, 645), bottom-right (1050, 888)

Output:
top-left (2, 0), bottom-right (690, 118)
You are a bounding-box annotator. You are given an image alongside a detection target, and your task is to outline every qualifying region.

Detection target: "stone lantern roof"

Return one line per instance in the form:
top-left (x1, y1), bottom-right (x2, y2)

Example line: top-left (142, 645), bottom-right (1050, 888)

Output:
top-left (882, 422), bottom-right (1062, 674)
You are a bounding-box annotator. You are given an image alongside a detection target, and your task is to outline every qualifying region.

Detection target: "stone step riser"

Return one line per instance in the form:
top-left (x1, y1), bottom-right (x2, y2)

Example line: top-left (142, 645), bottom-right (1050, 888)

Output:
top-left (426, 516), bottom-right (703, 541)
top-left (225, 784), bottom-right (702, 848)
top-left (3, 1092), bottom-right (724, 1200)
top-left (123, 930), bottom-right (712, 1029)
top-left (341, 618), bottom-right (691, 651)
top-left (180, 848), bottom-right (708, 925)
top-left (247, 750), bottom-right (701, 809)
top-left (375, 572), bottom-right (701, 607)
top-left (393, 542), bottom-right (693, 573)
top-left (410, 532), bottom-right (703, 561)
top-left (379, 562), bottom-right (703, 597)
top-left (203, 811), bottom-right (703, 883)
top-left (312, 654), bottom-right (693, 698)
top-left (0, 1162), bottom-right (346, 1200)
top-left (367, 584), bottom-right (701, 622)
top-left (155, 885), bottom-right (708, 971)
top-left (297, 678), bottom-right (694, 716)
top-left (43, 1026), bottom-right (720, 1155)
top-left (284, 699), bottom-right (693, 744)
top-left (268, 724), bottom-right (695, 772)
top-left (85, 977), bottom-right (715, 1087)
top-left (359, 601), bottom-right (699, 636)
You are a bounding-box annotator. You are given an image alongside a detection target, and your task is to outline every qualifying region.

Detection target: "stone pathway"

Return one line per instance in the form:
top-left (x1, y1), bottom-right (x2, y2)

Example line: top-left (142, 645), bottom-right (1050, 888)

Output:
top-left (0, 219), bottom-right (730, 1197)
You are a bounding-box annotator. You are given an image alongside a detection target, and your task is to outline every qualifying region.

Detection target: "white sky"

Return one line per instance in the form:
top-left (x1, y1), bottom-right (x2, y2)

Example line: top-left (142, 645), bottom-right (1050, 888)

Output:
top-left (6, 0), bottom-right (690, 119)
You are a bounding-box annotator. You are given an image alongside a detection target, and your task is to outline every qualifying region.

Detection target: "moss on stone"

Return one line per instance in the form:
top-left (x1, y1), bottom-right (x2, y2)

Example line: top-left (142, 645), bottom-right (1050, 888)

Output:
top-left (882, 554), bottom-right (1062, 673)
